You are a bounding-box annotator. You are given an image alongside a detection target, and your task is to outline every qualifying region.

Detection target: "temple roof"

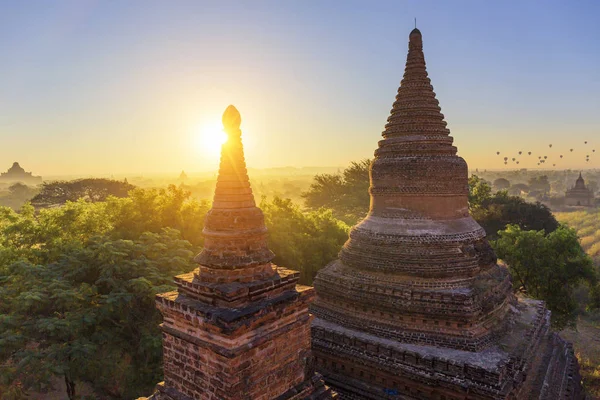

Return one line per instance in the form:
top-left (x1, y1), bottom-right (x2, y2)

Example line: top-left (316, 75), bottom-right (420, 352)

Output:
top-left (575, 172), bottom-right (586, 189)
top-left (8, 162), bottom-right (25, 174)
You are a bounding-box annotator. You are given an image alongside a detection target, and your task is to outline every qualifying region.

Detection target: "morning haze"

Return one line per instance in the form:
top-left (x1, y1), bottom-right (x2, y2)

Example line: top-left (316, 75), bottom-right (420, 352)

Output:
top-left (1, 2), bottom-right (600, 399)
top-left (1, 1), bottom-right (599, 176)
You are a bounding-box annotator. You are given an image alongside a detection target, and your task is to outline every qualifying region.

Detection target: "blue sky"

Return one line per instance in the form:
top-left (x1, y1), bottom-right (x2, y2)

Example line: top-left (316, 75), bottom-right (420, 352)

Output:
top-left (0, 1), bottom-right (599, 175)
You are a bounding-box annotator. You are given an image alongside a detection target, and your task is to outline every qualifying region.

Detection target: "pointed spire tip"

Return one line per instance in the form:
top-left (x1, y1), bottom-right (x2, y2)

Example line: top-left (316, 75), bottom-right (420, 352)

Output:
top-left (222, 105), bottom-right (241, 132)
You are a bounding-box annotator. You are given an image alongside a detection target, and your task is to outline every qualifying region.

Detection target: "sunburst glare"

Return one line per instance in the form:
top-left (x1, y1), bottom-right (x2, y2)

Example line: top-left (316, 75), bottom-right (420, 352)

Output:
top-left (195, 121), bottom-right (228, 156)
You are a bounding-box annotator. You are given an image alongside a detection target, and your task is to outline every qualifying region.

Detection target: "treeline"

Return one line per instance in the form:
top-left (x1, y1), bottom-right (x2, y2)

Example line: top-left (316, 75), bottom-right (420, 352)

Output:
top-left (1, 164), bottom-right (599, 398)
top-left (0, 185), bottom-right (348, 399)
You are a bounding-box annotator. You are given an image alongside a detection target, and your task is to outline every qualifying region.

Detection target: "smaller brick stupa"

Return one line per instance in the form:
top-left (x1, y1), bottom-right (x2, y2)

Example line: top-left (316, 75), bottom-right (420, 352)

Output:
top-left (144, 106), bottom-right (333, 400)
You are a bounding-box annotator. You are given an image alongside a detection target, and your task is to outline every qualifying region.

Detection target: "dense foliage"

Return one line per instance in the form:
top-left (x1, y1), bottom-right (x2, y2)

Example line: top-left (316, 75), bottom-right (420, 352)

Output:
top-left (1, 166), bottom-right (599, 398)
top-left (302, 159), bottom-right (370, 225)
top-left (0, 187), bottom-right (208, 399)
top-left (261, 197), bottom-right (349, 284)
top-left (0, 187), bottom-right (350, 398)
top-left (495, 224), bottom-right (597, 329)
top-left (469, 175), bottom-right (559, 240)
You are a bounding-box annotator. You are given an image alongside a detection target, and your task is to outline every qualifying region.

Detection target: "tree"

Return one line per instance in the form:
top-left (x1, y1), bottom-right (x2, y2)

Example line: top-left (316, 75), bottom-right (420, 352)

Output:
top-left (0, 230), bottom-right (196, 399)
top-left (528, 175), bottom-right (551, 195)
top-left (302, 160), bottom-right (370, 225)
top-left (493, 178), bottom-right (511, 190)
top-left (31, 178), bottom-right (135, 207)
top-left (468, 175), bottom-right (492, 211)
top-left (0, 186), bottom-right (208, 399)
top-left (494, 224), bottom-right (597, 329)
top-left (468, 176), bottom-right (559, 240)
top-left (7, 183), bottom-right (33, 198)
top-left (107, 185), bottom-right (210, 247)
top-left (261, 197), bottom-right (349, 285)
top-left (507, 183), bottom-right (529, 196)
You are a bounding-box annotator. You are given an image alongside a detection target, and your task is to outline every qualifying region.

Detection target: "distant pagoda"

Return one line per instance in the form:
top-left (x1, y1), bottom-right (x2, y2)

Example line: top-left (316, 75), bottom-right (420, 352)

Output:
top-left (310, 28), bottom-right (582, 399)
top-left (565, 172), bottom-right (594, 206)
top-left (143, 106), bottom-right (333, 400)
top-left (0, 162), bottom-right (42, 184)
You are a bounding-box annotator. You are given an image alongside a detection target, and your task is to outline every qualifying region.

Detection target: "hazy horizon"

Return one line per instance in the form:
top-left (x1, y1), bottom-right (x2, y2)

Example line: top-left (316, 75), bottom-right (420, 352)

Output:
top-left (1, 1), bottom-right (599, 175)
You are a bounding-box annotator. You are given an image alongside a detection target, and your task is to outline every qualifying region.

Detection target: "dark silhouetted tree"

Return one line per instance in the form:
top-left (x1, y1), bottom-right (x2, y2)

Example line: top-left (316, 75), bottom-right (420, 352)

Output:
top-left (31, 178), bottom-right (136, 207)
top-left (493, 178), bottom-right (511, 190)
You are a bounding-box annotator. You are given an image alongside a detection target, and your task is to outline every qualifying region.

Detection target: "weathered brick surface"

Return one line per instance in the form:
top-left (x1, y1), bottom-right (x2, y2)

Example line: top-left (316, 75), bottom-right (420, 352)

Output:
top-left (141, 106), bottom-right (334, 400)
top-left (310, 29), bottom-right (583, 399)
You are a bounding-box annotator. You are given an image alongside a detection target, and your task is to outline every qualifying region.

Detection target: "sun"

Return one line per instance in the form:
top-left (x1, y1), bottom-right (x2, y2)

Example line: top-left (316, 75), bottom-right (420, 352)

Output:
top-left (195, 122), bottom-right (228, 156)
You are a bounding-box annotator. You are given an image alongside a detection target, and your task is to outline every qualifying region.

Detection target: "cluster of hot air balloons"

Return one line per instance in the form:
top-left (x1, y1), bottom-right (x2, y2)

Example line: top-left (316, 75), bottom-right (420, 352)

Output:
top-left (495, 141), bottom-right (595, 167)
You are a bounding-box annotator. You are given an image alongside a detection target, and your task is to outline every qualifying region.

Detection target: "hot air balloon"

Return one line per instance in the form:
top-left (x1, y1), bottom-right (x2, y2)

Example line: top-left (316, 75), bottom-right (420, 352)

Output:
top-left (504, 161), bottom-right (507, 165)
top-left (585, 141), bottom-right (588, 144)
top-left (528, 152), bottom-right (532, 155)
top-left (504, 157), bottom-right (508, 161)
top-left (570, 149), bottom-right (574, 152)
top-left (560, 155), bottom-right (563, 158)
top-left (544, 156), bottom-right (547, 159)
top-left (497, 151), bottom-right (500, 155)
top-left (517, 161), bottom-right (520, 164)
top-left (549, 144), bottom-right (552, 148)
top-left (518, 151), bottom-right (522, 155)
top-left (553, 164), bottom-right (556, 167)
top-left (538, 156), bottom-right (542, 159)
top-left (512, 158), bottom-right (515, 161)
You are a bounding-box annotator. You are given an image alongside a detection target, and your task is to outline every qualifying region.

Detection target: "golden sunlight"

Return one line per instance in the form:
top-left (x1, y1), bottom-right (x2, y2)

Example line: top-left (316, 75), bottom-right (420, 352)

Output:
top-left (196, 121), bottom-right (228, 156)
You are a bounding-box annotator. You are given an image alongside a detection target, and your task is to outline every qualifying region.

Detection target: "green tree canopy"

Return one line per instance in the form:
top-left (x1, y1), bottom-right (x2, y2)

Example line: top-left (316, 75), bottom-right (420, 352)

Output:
top-left (494, 224), bottom-right (597, 329)
top-left (260, 196), bottom-right (349, 285)
top-left (0, 186), bottom-right (207, 399)
top-left (468, 176), bottom-right (559, 240)
top-left (0, 230), bottom-right (195, 399)
top-left (302, 159), bottom-right (370, 225)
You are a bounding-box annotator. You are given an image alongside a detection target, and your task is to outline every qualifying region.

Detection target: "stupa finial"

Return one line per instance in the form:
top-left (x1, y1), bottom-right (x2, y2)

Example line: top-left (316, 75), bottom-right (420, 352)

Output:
top-left (222, 104), bottom-right (241, 134)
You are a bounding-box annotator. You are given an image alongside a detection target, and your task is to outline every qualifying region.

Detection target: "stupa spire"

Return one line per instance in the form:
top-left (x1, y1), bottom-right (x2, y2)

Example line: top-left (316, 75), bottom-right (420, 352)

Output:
top-left (144, 105), bottom-right (333, 400)
top-left (381, 28), bottom-right (454, 156)
top-left (194, 105), bottom-right (274, 269)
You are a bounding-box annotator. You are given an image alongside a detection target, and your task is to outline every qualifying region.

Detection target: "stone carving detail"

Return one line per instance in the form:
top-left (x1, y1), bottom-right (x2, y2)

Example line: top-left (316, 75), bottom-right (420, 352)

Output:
top-left (310, 29), bottom-right (583, 399)
top-left (142, 105), bottom-right (334, 400)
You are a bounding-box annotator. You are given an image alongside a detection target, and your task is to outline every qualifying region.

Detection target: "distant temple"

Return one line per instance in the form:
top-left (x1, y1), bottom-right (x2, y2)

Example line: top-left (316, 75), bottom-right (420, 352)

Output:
top-left (310, 28), bottom-right (582, 399)
top-left (0, 162), bottom-right (42, 184)
top-left (565, 172), bottom-right (595, 206)
top-left (142, 106), bottom-right (333, 400)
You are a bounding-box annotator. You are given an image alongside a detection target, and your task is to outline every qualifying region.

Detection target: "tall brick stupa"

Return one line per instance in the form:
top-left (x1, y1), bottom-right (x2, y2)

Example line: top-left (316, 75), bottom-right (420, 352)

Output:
top-left (310, 29), bottom-right (582, 399)
top-left (144, 105), bottom-right (333, 400)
